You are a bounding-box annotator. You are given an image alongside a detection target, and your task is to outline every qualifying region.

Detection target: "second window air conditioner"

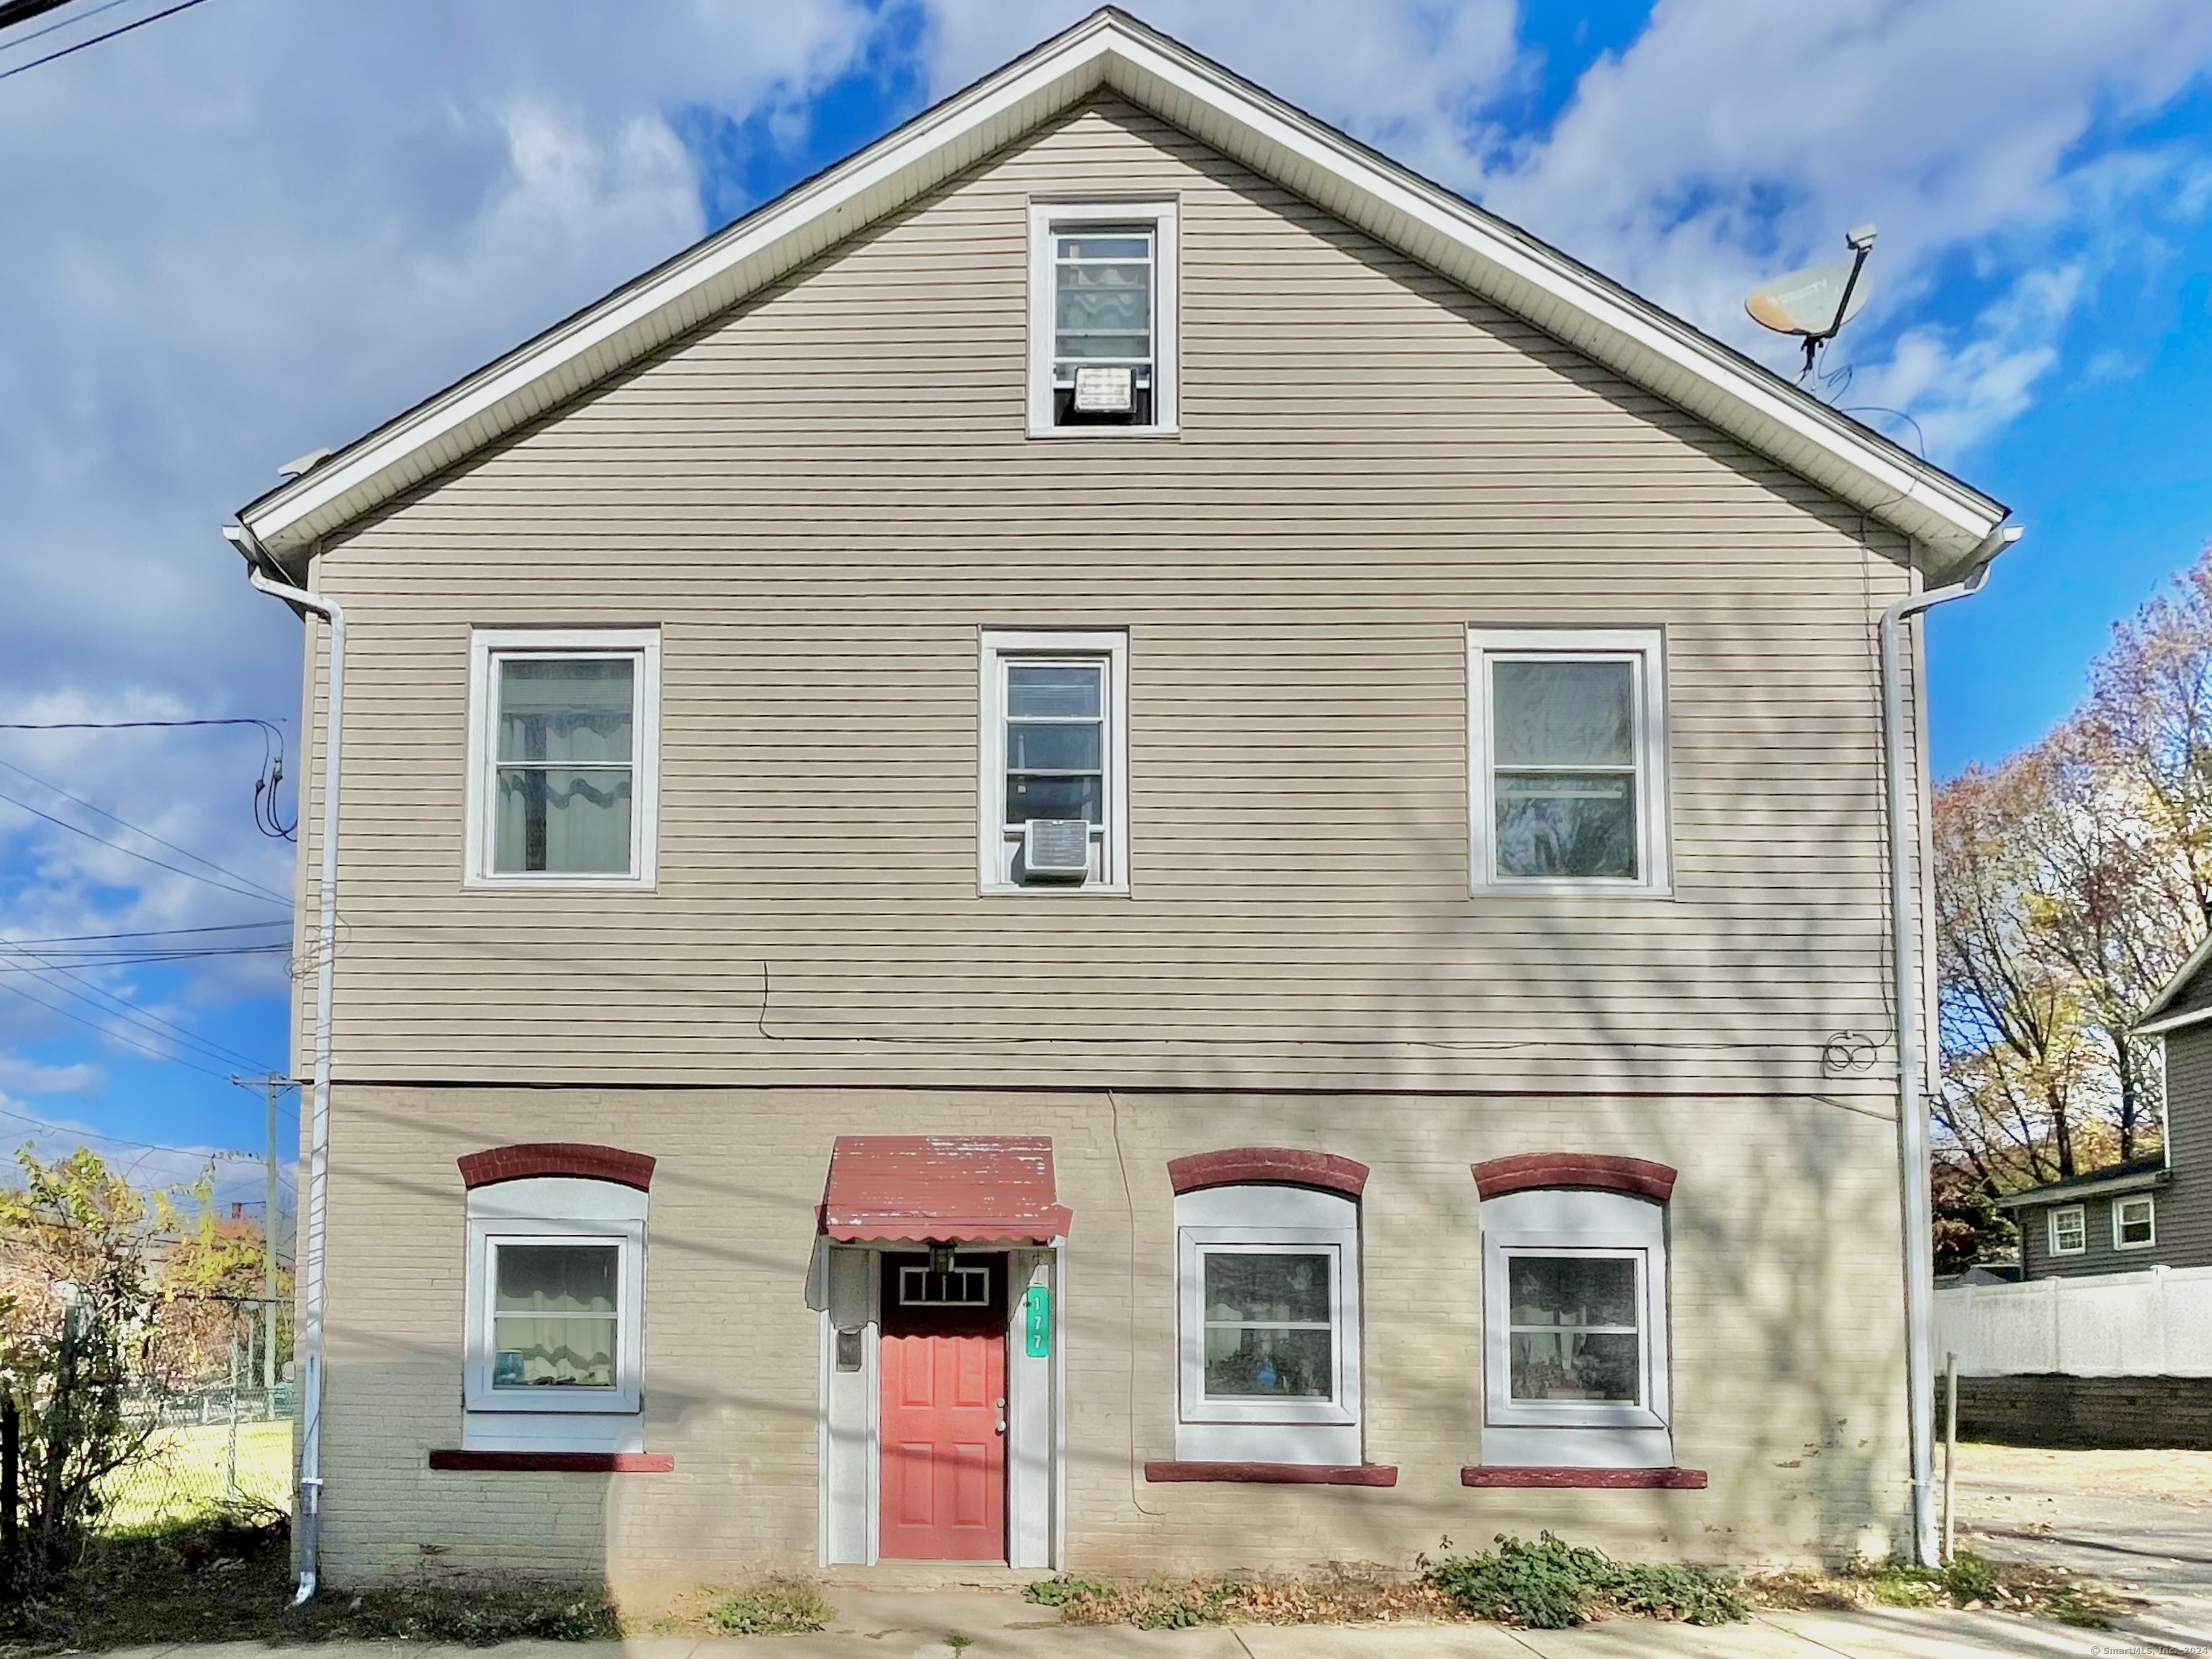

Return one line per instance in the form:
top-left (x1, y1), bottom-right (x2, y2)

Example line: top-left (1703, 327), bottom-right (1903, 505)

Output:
top-left (1022, 818), bottom-right (1092, 882)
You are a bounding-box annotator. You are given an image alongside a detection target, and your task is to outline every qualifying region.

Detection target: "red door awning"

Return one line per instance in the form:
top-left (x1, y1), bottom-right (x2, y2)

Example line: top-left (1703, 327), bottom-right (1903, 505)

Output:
top-left (820, 1136), bottom-right (1072, 1244)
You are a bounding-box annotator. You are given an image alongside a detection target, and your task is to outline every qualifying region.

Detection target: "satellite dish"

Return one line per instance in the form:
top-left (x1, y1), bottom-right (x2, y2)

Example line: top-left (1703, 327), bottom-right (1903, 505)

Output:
top-left (1747, 224), bottom-right (1877, 378)
top-left (1746, 262), bottom-right (1872, 334)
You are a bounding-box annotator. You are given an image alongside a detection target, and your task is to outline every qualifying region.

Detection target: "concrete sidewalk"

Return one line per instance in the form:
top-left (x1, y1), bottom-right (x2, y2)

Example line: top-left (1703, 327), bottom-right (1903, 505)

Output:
top-left (84, 1586), bottom-right (2212, 1659)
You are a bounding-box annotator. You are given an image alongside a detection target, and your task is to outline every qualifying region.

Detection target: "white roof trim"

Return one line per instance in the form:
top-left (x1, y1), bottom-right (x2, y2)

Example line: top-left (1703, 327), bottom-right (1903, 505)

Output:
top-left (1994, 1168), bottom-right (2168, 1209)
top-left (237, 8), bottom-right (2006, 564)
top-left (2136, 930), bottom-right (2212, 1032)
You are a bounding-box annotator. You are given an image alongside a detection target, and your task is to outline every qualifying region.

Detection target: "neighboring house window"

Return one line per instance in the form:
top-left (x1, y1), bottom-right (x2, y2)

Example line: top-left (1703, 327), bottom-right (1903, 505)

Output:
top-left (464, 1174), bottom-right (647, 1437)
top-left (979, 629), bottom-right (1130, 892)
top-left (1480, 1186), bottom-right (1672, 1465)
top-left (1173, 1182), bottom-right (1361, 1465)
top-left (1467, 629), bottom-right (1670, 895)
top-left (466, 629), bottom-right (661, 887)
top-left (1028, 202), bottom-right (1179, 435)
top-left (2113, 1196), bottom-right (2156, 1250)
top-left (2049, 1205), bottom-right (2087, 1256)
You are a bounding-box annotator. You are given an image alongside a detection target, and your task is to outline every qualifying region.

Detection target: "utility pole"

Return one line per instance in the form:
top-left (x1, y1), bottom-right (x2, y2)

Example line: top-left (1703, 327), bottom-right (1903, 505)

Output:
top-left (264, 1074), bottom-right (281, 1395)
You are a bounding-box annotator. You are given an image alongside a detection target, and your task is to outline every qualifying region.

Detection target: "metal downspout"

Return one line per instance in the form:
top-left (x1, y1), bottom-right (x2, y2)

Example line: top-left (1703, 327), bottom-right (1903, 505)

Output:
top-left (227, 523), bottom-right (342, 1605)
top-left (1880, 522), bottom-right (2018, 1565)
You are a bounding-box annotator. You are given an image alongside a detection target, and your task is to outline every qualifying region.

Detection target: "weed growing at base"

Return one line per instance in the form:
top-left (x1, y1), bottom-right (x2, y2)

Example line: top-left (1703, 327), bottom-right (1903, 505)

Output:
top-left (704, 1579), bottom-right (831, 1635)
top-left (1426, 1533), bottom-right (1750, 1628)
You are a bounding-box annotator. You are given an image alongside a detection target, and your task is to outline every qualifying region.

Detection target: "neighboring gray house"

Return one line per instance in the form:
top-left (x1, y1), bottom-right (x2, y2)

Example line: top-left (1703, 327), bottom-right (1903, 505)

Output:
top-left (1998, 940), bottom-right (2212, 1280)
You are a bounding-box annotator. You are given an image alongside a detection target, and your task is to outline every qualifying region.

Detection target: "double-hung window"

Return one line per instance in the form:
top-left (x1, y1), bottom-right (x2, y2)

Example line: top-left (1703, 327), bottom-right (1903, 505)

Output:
top-left (2049, 1205), bottom-right (2087, 1256)
top-left (2113, 1196), bottom-right (2155, 1249)
top-left (1468, 628), bottom-right (1669, 894)
top-left (979, 629), bottom-right (1129, 892)
top-left (467, 628), bottom-right (660, 887)
top-left (1029, 202), bottom-right (1179, 434)
top-left (463, 1174), bottom-right (648, 1447)
top-left (1480, 1186), bottom-right (1671, 1467)
top-left (1174, 1183), bottom-right (1361, 1465)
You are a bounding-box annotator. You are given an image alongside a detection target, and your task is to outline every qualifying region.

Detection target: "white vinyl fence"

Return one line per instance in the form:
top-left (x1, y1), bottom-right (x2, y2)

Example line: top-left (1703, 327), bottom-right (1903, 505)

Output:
top-left (1935, 1264), bottom-right (2212, 1377)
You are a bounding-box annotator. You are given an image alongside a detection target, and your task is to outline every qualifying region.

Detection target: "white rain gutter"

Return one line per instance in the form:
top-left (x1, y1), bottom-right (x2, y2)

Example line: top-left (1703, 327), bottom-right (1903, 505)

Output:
top-left (1880, 520), bottom-right (2018, 1565)
top-left (225, 522), bottom-right (341, 1605)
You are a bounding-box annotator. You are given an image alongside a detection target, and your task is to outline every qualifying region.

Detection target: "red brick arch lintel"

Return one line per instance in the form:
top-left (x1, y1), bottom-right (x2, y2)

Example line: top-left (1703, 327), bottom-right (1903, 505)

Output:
top-left (1470, 1153), bottom-right (1676, 1203)
top-left (458, 1143), bottom-right (656, 1192)
top-left (1167, 1148), bottom-right (1368, 1199)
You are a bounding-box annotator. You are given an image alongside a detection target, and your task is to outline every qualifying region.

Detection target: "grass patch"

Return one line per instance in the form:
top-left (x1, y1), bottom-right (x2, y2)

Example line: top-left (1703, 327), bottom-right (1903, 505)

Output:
top-left (1427, 1533), bottom-right (1750, 1629)
top-left (1745, 1552), bottom-right (2127, 1629)
top-left (95, 1420), bottom-right (294, 1533)
top-left (703, 1579), bottom-right (831, 1636)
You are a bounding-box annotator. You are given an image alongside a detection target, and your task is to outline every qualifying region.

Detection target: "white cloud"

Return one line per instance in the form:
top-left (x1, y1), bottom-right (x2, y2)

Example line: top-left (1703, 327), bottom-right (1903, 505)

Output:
top-left (0, 0), bottom-right (888, 1067)
top-left (922, 0), bottom-right (2212, 467)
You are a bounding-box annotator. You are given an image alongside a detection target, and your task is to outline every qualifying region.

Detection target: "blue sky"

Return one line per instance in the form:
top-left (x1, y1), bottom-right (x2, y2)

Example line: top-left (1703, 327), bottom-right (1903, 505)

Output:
top-left (1, 0), bottom-right (2209, 1183)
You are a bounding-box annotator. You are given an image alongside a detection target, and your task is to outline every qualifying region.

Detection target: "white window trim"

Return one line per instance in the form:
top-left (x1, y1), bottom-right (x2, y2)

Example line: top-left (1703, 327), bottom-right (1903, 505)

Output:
top-left (978, 628), bottom-right (1130, 896)
top-left (464, 1178), bottom-right (647, 1418)
top-left (1177, 1228), bottom-right (1357, 1427)
top-left (1467, 626), bottom-right (1671, 897)
top-left (2049, 1204), bottom-right (2087, 1256)
top-left (2113, 1195), bottom-right (2156, 1251)
top-left (1028, 200), bottom-right (1179, 438)
top-left (464, 626), bottom-right (662, 890)
top-left (1481, 1189), bottom-right (1669, 1434)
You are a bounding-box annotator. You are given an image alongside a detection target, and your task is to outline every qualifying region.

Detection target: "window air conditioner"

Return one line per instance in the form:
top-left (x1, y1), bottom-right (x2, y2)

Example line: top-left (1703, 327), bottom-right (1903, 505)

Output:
top-left (1072, 365), bottom-right (1134, 414)
top-left (1022, 818), bottom-right (1092, 881)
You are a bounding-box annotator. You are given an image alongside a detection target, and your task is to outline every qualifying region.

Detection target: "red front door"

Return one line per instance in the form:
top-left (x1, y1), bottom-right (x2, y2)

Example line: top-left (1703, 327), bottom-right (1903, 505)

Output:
top-left (880, 1332), bottom-right (1006, 1560)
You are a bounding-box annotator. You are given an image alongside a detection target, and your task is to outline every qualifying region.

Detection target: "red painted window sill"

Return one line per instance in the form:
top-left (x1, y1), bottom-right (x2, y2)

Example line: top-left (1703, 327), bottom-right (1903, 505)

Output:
top-left (1460, 1465), bottom-right (1706, 1489)
top-left (1144, 1461), bottom-right (1397, 1486)
top-left (428, 1450), bottom-right (673, 1473)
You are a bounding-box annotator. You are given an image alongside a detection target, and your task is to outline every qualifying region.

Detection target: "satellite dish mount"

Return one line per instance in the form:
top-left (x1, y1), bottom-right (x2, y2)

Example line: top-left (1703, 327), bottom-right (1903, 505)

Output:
top-left (1746, 224), bottom-right (1878, 379)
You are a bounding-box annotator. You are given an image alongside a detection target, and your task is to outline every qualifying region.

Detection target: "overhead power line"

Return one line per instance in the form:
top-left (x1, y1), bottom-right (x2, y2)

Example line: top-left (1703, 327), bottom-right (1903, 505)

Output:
top-left (0, 936), bottom-right (276, 1074)
top-left (0, 976), bottom-right (240, 1082)
top-left (0, 1101), bottom-right (266, 1164)
top-left (0, 0), bottom-right (217, 83)
top-left (0, 0), bottom-right (81, 32)
top-left (0, 775), bottom-right (289, 907)
top-left (2, 920), bottom-right (289, 945)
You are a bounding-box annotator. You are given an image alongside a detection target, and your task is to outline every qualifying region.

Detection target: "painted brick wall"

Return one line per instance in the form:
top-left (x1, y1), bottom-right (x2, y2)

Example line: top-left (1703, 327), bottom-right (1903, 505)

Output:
top-left (312, 1082), bottom-right (1910, 1588)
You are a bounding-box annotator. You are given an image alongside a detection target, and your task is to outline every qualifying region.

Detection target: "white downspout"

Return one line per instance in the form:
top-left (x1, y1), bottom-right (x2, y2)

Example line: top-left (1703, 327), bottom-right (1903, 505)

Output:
top-left (1881, 521), bottom-right (2018, 1566)
top-left (227, 522), bottom-right (342, 1605)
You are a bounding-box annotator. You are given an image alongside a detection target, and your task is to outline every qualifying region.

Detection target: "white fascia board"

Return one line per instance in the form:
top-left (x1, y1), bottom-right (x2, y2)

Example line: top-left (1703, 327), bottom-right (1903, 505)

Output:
top-left (238, 9), bottom-right (2004, 566)
top-left (1099, 43), bottom-right (2002, 564)
top-left (2138, 1002), bottom-right (2212, 1038)
top-left (1992, 1169), bottom-right (2169, 1209)
top-left (2136, 931), bottom-right (2212, 1029)
top-left (239, 20), bottom-right (1124, 554)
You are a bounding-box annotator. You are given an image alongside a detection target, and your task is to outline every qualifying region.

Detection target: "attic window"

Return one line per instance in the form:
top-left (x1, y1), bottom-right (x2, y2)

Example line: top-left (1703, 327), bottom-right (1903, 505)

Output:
top-left (1030, 202), bottom-right (1178, 436)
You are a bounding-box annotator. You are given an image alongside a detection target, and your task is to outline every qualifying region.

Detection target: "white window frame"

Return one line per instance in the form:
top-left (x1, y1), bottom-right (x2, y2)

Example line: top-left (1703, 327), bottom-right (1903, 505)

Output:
top-left (1467, 627), bottom-right (1671, 896)
top-left (2113, 1195), bottom-right (2156, 1251)
top-left (1028, 200), bottom-right (1179, 438)
top-left (978, 629), bottom-right (1130, 895)
top-left (1173, 1184), bottom-right (1362, 1460)
top-left (1481, 1188), bottom-right (1669, 1434)
top-left (2049, 1204), bottom-right (2087, 1256)
top-left (464, 626), bottom-right (662, 889)
top-left (464, 1177), bottom-right (647, 1418)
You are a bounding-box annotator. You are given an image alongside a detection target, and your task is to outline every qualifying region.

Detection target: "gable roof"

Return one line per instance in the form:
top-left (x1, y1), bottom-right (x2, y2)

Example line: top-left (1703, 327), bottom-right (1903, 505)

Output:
top-left (234, 7), bottom-right (2008, 572)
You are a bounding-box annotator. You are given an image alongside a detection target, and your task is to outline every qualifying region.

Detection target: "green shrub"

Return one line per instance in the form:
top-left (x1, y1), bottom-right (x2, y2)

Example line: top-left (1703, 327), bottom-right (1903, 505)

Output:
top-left (1022, 1575), bottom-right (1112, 1606)
top-left (705, 1580), bottom-right (831, 1636)
top-left (1427, 1533), bottom-right (1750, 1629)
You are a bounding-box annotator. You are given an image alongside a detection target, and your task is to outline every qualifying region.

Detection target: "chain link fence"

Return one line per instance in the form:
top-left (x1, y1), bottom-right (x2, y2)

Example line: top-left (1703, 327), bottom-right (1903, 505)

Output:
top-left (89, 1298), bottom-right (297, 1534)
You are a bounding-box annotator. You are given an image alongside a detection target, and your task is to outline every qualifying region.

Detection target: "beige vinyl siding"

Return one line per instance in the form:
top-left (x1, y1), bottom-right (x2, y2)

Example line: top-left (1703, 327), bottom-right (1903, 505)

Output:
top-left (292, 94), bottom-right (1923, 1096)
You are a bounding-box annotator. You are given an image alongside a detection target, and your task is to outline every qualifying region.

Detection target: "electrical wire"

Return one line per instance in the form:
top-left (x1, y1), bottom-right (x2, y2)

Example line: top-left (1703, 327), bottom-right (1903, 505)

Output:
top-left (0, 976), bottom-right (240, 1082)
top-left (0, 944), bottom-right (289, 969)
top-left (1, 920), bottom-right (289, 945)
top-left (0, 0), bottom-right (136, 53)
top-left (0, 0), bottom-right (217, 82)
top-left (0, 781), bottom-right (288, 907)
top-left (0, 1100), bottom-right (259, 1162)
top-left (0, 942), bottom-right (276, 1074)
